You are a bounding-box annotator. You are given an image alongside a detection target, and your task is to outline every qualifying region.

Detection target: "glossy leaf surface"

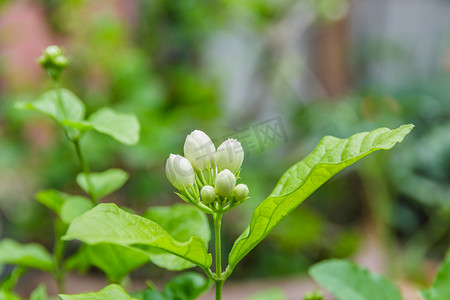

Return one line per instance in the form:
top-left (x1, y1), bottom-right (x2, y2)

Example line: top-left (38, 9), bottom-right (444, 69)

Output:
top-left (64, 204), bottom-right (212, 271)
top-left (229, 125), bottom-right (413, 270)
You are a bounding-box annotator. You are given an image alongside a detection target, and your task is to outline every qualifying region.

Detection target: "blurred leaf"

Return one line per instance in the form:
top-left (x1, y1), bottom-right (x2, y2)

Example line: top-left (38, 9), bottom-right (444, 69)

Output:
top-left (76, 168), bottom-right (129, 199)
top-left (66, 244), bottom-right (149, 283)
top-left (132, 273), bottom-right (212, 300)
top-left (59, 284), bottom-right (133, 300)
top-left (88, 108), bottom-right (140, 145)
top-left (228, 125), bottom-right (414, 270)
top-left (0, 290), bottom-right (23, 300)
top-left (30, 284), bottom-right (48, 300)
top-left (245, 289), bottom-right (287, 300)
top-left (143, 204), bottom-right (211, 270)
top-left (36, 190), bottom-right (92, 224)
top-left (0, 267), bottom-right (26, 292)
top-left (63, 204), bottom-right (212, 271)
top-left (16, 89), bottom-right (85, 124)
top-left (0, 239), bottom-right (54, 272)
top-left (421, 252), bottom-right (450, 300)
top-left (309, 259), bottom-right (403, 300)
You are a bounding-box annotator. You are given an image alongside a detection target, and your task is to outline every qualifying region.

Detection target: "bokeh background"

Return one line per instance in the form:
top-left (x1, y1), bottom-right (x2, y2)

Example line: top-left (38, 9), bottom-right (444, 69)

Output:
top-left (1, 0), bottom-right (450, 298)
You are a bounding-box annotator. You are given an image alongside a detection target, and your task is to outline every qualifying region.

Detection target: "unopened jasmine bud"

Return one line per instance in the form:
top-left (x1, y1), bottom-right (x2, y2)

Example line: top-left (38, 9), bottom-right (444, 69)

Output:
top-left (54, 55), bottom-right (68, 68)
top-left (38, 45), bottom-right (69, 80)
top-left (215, 138), bottom-right (244, 173)
top-left (201, 185), bottom-right (216, 204)
top-left (233, 184), bottom-right (249, 202)
top-left (45, 45), bottom-right (62, 57)
top-left (215, 169), bottom-right (236, 196)
top-left (184, 130), bottom-right (216, 171)
top-left (165, 154), bottom-right (195, 190)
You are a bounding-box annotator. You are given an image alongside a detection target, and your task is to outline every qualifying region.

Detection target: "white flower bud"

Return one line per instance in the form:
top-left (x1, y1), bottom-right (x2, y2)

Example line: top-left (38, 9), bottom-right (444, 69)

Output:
top-left (233, 184), bottom-right (249, 202)
top-left (215, 169), bottom-right (236, 196)
top-left (184, 130), bottom-right (216, 171)
top-left (201, 185), bottom-right (216, 204)
top-left (165, 154), bottom-right (195, 190)
top-left (215, 139), bottom-right (244, 173)
top-left (44, 45), bottom-right (62, 57)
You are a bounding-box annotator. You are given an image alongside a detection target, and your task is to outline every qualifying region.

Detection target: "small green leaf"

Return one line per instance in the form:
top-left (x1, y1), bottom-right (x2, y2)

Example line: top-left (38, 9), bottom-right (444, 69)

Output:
top-left (67, 244), bottom-right (150, 283)
top-left (88, 107), bottom-right (140, 145)
top-left (0, 290), bottom-right (23, 300)
top-left (161, 272), bottom-right (212, 300)
top-left (132, 273), bottom-right (212, 300)
top-left (30, 284), bottom-right (48, 300)
top-left (0, 239), bottom-right (54, 272)
top-left (421, 252), bottom-right (450, 300)
top-left (228, 124), bottom-right (413, 270)
top-left (59, 284), bottom-right (134, 300)
top-left (60, 197), bottom-right (93, 224)
top-left (36, 189), bottom-right (92, 224)
top-left (246, 289), bottom-right (287, 300)
top-left (309, 259), bottom-right (403, 300)
top-left (76, 168), bottom-right (129, 199)
top-left (63, 204), bottom-right (212, 271)
top-left (143, 204), bottom-right (211, 270)
top-left (16, 89), bottom-right (85, 124)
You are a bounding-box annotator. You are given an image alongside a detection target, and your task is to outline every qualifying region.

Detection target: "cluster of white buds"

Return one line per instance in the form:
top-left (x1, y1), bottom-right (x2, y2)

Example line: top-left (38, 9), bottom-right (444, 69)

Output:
top-left (165, 130), bottom-right (249, 212)
top-left (38, 45), bottom-right (69, 81)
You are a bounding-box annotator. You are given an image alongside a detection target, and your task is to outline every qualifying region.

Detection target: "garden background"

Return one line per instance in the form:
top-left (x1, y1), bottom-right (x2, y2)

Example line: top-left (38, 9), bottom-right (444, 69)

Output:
top-left (1, 0), bottom-right (450, 299)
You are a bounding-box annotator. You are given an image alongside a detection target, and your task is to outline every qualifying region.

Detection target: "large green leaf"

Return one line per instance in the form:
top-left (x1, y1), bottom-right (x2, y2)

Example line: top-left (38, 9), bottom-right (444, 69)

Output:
top-left (421, 252), bottom-right (450, 300)
top-left (59, 284), bottom-right (134, 300)
top-left (228, 124), bottom-right (413, 270)
top-left (76, 168), bottom-right (129, 199)
top-left (142, 204), bottom-right (210, 270)
top-left (309, 259), bottom-right (403, 300)
top-left (36, 189), bottom-right (92, 224)
top-left (88, 107), bottom-right (140, 145)
top-left (16, 89), bottom-right (85, 124)
top-left (63, 204), bottom-right (212, 271)
top-left (66, 244), bottom-right (150, 283)
top-left (0, 239), bottom-right (54, 272)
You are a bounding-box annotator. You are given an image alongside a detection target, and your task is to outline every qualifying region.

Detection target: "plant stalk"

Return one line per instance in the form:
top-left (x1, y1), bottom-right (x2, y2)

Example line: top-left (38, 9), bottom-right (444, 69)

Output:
top-left (73, 140), bottom-right (98, 205)
top-left (214, 212), bottom-right (224, 300)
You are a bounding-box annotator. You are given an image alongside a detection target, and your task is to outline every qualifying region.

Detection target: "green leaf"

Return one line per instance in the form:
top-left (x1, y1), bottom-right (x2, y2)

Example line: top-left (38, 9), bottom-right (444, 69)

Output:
top-left (16, 89), bottom-right (85, 124)
top-left (76, 168), bottom-right (129, 199)
top-left (421, 252), bottom-right (450, 300)
top-left (132, 273), bottom-right (212, 300)
top-left (30, 284), bottom-right (48, 300)
top-left (0, 239), bottom-right (54, 272)
top-left (63, 204), bottom-right (212, 271)
top-left (59, 284), bottom-right (134, 300)
top-left (0, 290), bottom-right (23, 300)
top-left (161, 272), bottom-right (212, 300)
top-left (245, 289), bottom-right (287, 300)
top-left (88, 107), bottom-right (140, 145)
top-left (36, 189), bottom-right (92, 224)
top-left (309, 259), bottom-right (403, 300)
top-left (66, 244), bottom-right (150, 283)
top-left (142, 204), bottom-right (210, 270)
top-left (228, 124), bottom-right (413, 270)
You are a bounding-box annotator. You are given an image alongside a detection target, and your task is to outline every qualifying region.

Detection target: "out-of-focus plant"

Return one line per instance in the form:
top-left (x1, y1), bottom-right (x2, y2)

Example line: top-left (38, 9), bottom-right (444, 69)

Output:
top-left (306, 249), bottom-right (450, 300)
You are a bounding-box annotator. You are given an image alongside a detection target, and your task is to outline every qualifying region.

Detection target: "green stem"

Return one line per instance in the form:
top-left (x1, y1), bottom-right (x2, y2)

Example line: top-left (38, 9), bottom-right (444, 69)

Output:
top-left (73, 140), bottom-right (98, 205)
top-left (53, 221), bottom-right (67, 293)
top-left (214, 212), bottom-right (224, 300)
